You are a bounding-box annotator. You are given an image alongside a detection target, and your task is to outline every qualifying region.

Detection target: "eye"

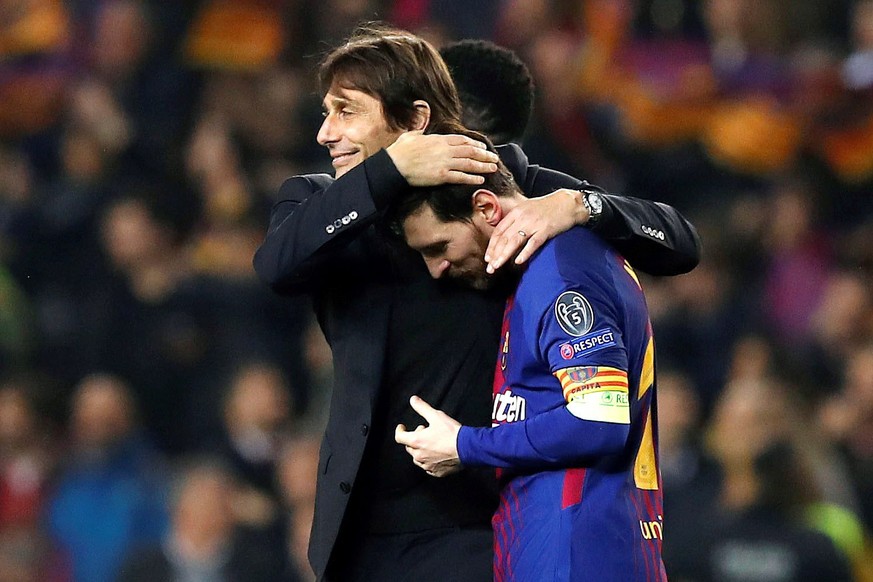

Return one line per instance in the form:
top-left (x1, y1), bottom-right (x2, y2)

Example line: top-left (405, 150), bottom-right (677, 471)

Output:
top-left (421, 243), bottom-right (448, 258)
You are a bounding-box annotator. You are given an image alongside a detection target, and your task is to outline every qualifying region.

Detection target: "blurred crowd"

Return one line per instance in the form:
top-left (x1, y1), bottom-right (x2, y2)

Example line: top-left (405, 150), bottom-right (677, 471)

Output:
top-left (0, 0), bottom-right (871, 581)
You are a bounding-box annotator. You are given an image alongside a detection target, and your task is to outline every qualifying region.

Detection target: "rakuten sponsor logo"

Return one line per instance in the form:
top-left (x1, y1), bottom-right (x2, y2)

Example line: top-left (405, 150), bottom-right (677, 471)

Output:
top-left (491, 389), bottom-right (527, 426)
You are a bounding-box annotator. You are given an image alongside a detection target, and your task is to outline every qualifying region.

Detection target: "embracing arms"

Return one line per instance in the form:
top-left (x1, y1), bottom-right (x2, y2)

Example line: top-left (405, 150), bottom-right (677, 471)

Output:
top-left (253, 133), bottom-right (498, 294)
top-left (491, 143), bottom-right (701, 277)
top-left (253, 136), bottom-right (699, 294)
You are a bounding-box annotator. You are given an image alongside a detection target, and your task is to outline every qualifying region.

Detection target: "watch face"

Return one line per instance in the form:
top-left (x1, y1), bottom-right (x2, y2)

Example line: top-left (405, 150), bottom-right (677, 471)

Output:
top-left (586, 191), bottom-right (603, 216)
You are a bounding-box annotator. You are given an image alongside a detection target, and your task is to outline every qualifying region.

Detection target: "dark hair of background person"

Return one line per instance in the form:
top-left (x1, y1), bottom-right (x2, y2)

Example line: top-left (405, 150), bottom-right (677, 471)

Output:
top-left (440, 39), bottom-right (535, 145)
top-left (318, 23), bottom-right (462, 131)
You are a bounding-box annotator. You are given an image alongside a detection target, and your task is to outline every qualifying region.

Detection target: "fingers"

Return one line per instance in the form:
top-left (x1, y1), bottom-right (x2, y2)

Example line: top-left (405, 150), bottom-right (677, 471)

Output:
top-left (486, 227), bottom-right (535, 274)
top-left (513, 233), bottom-right (547, 266)
top-left (409, 395), bottom-right (439, 423)
top-left (451, 157), bottom-right (498, 174)
top-left (441, 156), bottom-right (498, 185)
top-left (449, 143), bottom-right (499, 163)
top-left (395, 424), bottom-right (413, 446)
top-left (447, 134), bottom-right (482, 147)
top-left (440, 138), bottom-right (498, 185)
top-left (443, 170), bottom-right (486, 185)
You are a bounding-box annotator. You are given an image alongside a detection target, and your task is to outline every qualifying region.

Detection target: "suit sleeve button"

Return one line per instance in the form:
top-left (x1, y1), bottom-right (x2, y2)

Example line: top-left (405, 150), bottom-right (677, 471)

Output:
top-left (361, 424), bottom-right (369, 436)
top-left (340, 482), bottom-right (351, 494)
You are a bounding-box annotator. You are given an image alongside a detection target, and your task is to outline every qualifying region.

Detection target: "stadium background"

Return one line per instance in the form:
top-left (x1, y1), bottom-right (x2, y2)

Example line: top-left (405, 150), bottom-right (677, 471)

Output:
top-left (0, 0), bottom-right (871, 580)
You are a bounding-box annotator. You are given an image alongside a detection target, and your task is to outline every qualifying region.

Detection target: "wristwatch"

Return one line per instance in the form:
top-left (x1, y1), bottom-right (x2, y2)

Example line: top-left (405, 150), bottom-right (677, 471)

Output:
top-left (582, 190), bottom-right (603, 227)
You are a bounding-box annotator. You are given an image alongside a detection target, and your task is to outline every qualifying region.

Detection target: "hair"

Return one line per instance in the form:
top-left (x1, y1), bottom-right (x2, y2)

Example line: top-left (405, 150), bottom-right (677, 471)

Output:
top-left (319, 23), bottom-right (462, 131)
top-left (386, 122), bottom-right (520, 233)
top-left (439, 39), bottom-right (534, 144)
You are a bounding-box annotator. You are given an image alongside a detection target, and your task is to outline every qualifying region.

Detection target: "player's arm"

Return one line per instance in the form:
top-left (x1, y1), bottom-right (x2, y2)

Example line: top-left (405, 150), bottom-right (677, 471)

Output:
top-left (456, 366), bottom-right (631, 470)
top-left (492, 143), bottom-right (701, 276)
top-left (395, 366), bottom-right (630, 474)
top-left (461, 270), bottom-right (636, 470)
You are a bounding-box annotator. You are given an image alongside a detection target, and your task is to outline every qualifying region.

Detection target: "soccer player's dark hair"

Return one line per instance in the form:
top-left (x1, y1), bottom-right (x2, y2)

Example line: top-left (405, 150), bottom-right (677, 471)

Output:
top-left (388, 122), bottom-right (519, 232)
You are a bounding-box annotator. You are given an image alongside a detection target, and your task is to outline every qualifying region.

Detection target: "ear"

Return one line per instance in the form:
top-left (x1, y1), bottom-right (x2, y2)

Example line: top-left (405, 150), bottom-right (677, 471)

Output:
top-left (410, 100), bottom-right (431, 131)
top-left (471, 189), bottom-right (504, 227)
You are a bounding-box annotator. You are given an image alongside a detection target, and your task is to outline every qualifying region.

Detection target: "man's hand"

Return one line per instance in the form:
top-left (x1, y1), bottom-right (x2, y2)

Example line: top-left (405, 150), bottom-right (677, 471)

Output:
top-left (394, 396), bottom-right (463, 477)
top-left (485, 188), bottom-right (589, 273)
top-left (386, 131), bottom-right (499, 186)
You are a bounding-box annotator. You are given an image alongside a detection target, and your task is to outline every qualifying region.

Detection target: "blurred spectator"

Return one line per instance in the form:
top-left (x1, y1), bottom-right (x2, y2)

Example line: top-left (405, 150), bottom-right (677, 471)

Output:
top-left (0, 526), bottom-right (69, 582)
top-left (277, 435), bottom-right (321, 582)
top-left (807, 269), bottom-right (873, 387)
top-left (46, 373), bottom-right (169, 582)
top-left (677, 377), bottom-right (858, 581)
top-left (117, 457), bottom-right (290, 582)
top-left (819, 342), bottom-right (873, 533)
top-left (73, 0), bottom-right (200, 177)
top-left (21, 121), bottom-right (117, 386)
top-left (184, 98), bottom-right (315, 417)
top-left (209, 361), bottom-right (293, 567)
top-left (91, 186), bottom-right (208, 453)
top-left (760, 175), bottom-right (833, 349)
top-left (0, 376), bottom-right (54, 530)
top-left (212, 361), bottom-right (293, 496)
top-left (646, 253), bottom-right (749, 416)
top-left (0, 0), bottom-right (72, 139)
top-left (843, 0), bottom-right (873, 90)
top-left (658, 370), bottom-right (723, 579)
top-left (300, 318), bottom-right (334, 431)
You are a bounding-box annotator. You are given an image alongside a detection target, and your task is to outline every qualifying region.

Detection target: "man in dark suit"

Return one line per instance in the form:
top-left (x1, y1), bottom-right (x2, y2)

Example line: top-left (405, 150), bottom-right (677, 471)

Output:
top-left (254, 25), bottom-right (700, 582)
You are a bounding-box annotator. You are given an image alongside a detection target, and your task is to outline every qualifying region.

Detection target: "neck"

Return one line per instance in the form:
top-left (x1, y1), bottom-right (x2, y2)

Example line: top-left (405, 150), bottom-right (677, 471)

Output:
top-left (498, 192), bottom-right (526, 215)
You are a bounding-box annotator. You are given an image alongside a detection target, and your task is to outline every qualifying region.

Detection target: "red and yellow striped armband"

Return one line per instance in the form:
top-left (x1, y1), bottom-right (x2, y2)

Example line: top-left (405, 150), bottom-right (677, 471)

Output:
top-left (553, 366), bottom-right (630, 424)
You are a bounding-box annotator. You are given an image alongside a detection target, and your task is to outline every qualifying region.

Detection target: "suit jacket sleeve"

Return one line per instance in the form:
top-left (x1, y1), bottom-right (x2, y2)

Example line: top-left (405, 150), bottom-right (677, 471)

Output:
top-left (592, 192), bottom-right (701, 276)
top-left (252, 149), bottom-right (409, 294)
top-left (499, 143), bottom-right (701, 276)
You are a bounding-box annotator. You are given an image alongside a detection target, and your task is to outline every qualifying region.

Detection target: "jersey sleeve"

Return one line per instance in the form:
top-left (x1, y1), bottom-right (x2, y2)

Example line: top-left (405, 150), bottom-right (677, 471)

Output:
top-left (458, 277), bottom-right (632, 470)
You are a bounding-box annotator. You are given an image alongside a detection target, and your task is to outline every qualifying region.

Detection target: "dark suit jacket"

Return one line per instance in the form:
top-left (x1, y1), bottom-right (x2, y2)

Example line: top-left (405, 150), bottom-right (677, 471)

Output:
top-left (253, 144), bottom-right (700, 580)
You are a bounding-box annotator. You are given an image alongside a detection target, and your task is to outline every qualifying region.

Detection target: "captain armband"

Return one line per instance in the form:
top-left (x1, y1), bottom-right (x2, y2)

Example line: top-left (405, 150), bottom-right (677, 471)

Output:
top-left (553, 366), bottom-right (630, 424)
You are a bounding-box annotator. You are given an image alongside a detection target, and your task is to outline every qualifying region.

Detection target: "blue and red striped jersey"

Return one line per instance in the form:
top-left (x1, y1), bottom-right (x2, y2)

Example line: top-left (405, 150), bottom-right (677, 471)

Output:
top-left (457, 226), bottom-right (666, 581)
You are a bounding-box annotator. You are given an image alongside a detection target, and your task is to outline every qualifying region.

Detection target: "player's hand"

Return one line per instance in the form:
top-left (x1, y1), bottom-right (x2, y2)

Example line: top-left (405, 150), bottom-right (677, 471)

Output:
top-left (394, 396), bottom-right (462, 477)
top-left (386, 131), bottom-right (499, 187)
top-left (485, 188), bottom-right (588, 273)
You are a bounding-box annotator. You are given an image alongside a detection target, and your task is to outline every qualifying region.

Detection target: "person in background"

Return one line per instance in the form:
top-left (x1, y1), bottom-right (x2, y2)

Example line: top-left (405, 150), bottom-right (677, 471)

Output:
top-left (117, 458), bottom-right (291, 582)
top-left (46, 373), bottom-right (168, 582)
top-left (440, 39), bottom-right (534, 146)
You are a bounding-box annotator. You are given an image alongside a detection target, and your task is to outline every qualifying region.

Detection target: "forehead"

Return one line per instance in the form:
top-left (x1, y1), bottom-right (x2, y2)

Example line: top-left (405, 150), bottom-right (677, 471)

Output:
top-left (322, 85), bottom-right (382, 110)
top-left (403, 205), bottom-right (468, 248)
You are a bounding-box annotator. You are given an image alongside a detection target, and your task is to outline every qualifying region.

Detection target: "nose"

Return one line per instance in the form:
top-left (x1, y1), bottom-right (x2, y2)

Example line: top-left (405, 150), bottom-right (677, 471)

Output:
top-left (425, 258), bottom-right (450, 279)
top-left (317, 114), bottom-right (337, 146)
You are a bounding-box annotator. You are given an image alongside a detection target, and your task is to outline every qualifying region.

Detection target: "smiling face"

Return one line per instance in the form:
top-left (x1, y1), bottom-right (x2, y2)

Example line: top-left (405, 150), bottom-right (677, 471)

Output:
top-left (316, 86), bottom-right (405, 178)
top-left (402, 203), bottom-right (494, 290)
